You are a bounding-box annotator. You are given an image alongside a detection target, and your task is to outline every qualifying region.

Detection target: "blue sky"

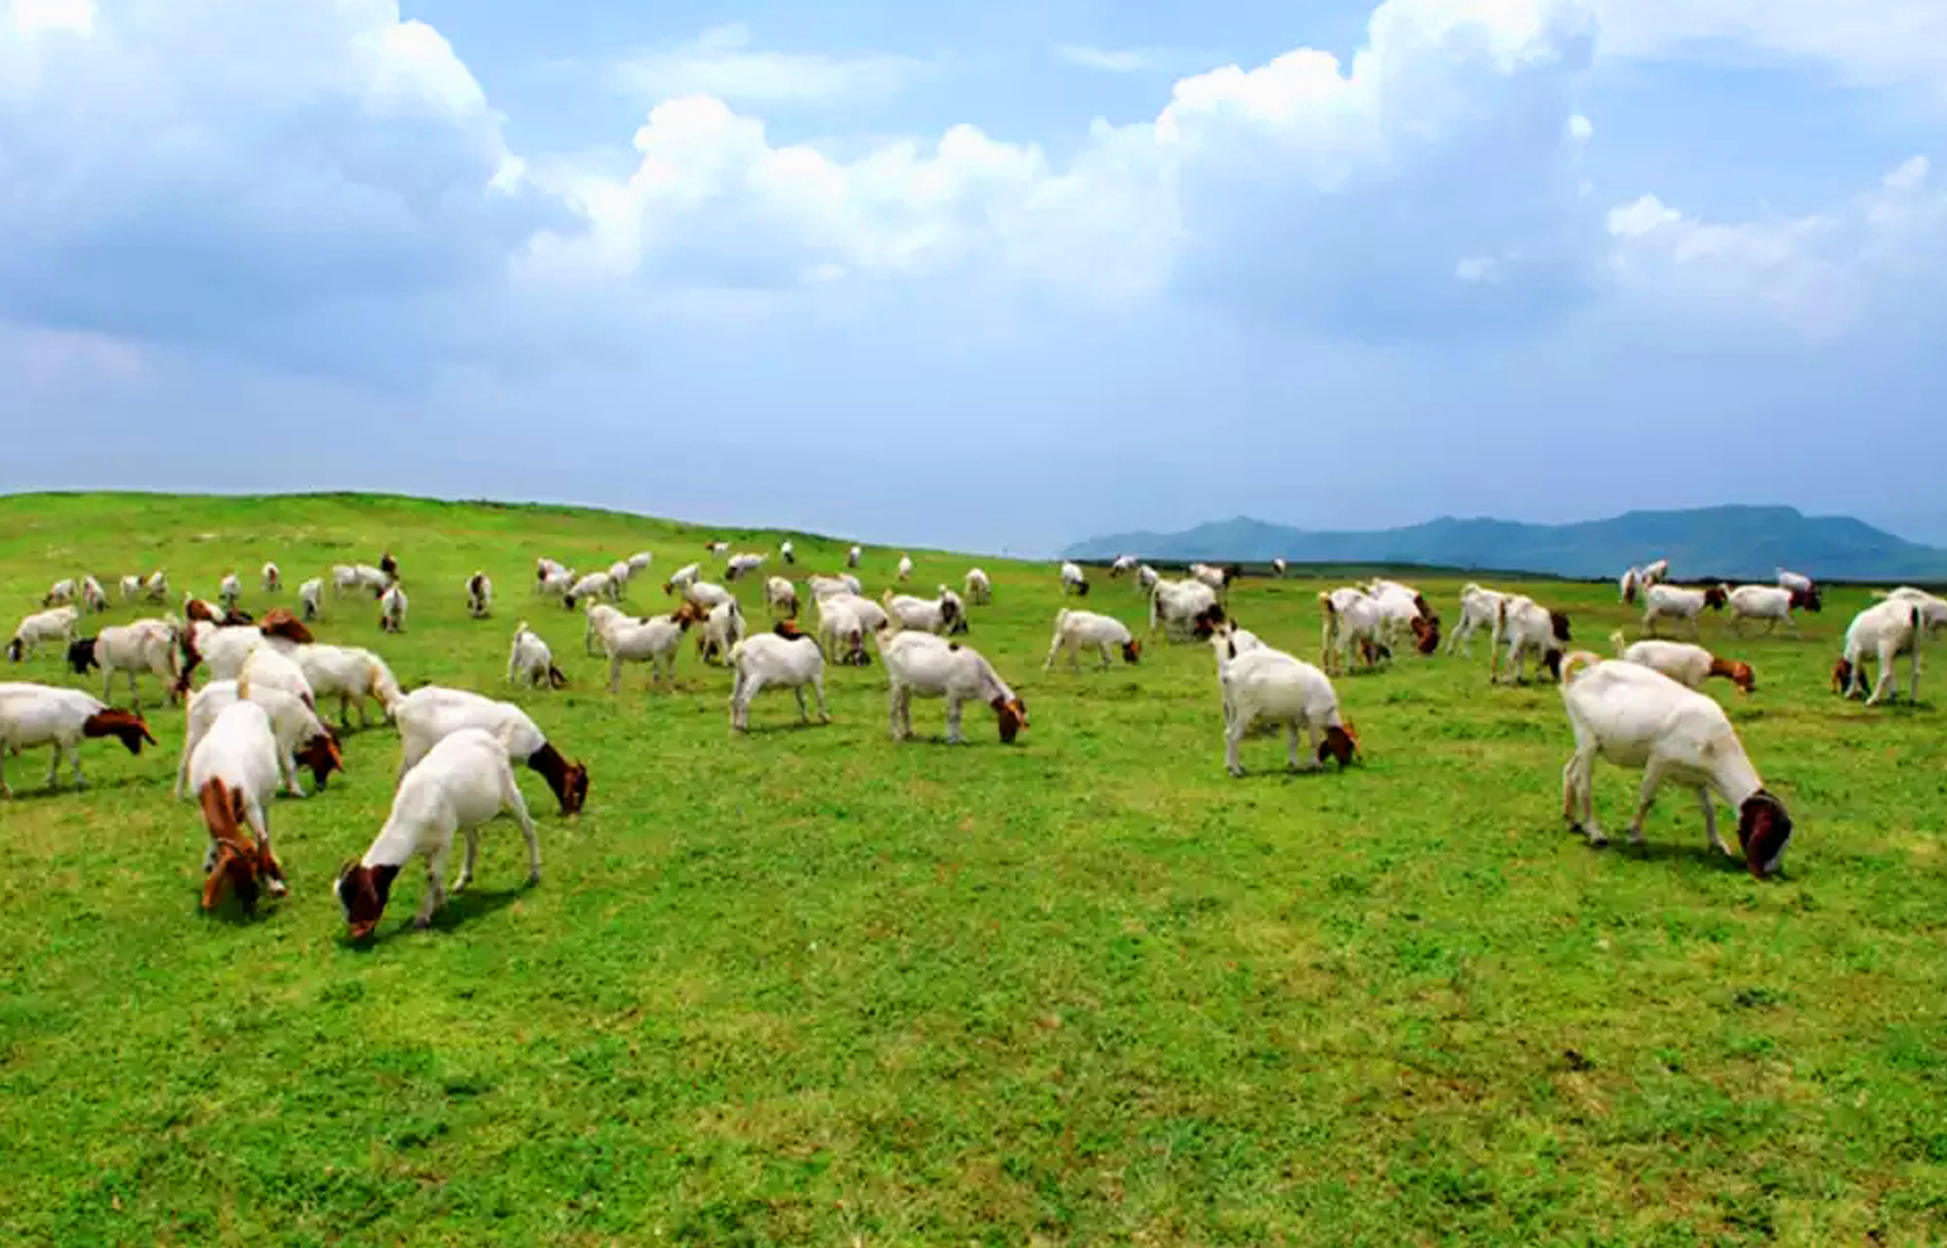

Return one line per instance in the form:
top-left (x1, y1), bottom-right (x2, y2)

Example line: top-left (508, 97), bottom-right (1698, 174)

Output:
top-left (2, 0), bottom-right (1944, 556)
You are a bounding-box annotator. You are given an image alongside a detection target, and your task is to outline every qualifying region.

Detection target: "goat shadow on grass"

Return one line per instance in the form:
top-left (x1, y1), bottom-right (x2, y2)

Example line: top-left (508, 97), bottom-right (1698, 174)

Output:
top-left (1, 774), bottom-right (153, 802)
top-left (735, 719), bottom-right (833, 736)
top-left (338, 883), bottom-right (532, 950)
top-left (1569, 832), bottom-right (1766, 875)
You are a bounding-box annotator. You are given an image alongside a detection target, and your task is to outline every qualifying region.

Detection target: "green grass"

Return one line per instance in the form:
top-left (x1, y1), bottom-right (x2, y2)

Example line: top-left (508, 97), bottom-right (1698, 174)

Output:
top-left (3, 490), bottom-right (1946, 1246)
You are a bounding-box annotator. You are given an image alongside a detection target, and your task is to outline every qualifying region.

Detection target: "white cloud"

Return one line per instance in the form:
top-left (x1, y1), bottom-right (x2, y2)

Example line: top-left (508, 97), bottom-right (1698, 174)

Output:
top-left (1590, 0), bottom-right (1947, 99)
top-left (1057, 45), bottom-right (1164, 73)
top-left (609, 22), bottom-right (932, 106)
top-left (1605, 155), bottom-right (1947, 341)
top-left (10, 0), bottom-right (93, 36)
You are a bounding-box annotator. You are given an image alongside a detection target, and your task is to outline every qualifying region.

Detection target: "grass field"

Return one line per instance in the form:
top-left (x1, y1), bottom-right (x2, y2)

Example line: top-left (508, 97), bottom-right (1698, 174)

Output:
top-left (3, 490), bottom-right (1946, 1246)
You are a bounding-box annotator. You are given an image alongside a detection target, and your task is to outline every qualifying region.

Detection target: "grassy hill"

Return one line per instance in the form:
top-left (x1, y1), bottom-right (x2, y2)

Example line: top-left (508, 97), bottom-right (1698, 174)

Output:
top-left (1066, 505), bottom-right (1947, 582)
top-left (3, 490), bottom-right (1946, 1244)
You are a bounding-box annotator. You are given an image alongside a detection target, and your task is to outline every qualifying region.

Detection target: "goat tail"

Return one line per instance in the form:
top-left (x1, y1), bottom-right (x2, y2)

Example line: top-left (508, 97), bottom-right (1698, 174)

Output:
top-left (1558, 650), bottom-right (1602, 686)
top-left (1608, 628), bottom-right (1628, 657)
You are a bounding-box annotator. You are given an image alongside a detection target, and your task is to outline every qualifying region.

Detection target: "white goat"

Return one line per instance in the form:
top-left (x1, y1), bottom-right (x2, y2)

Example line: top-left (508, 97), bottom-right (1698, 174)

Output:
top-left (298, 578), bottom-right (324, 621)
top-left (80, 575), bottom-right (109, 614)
top-left (1727, 584), bottom-right (1819, 636)
top-left (535, 557), bottom-right (568, 594)
top-left (779, 540), bottom-right (795, 566)
top-left (43, 578), bottom-right (76, 608)
top-left (1641, 584), bottom-right (1728, 638)
top-left (697, 599), bottom-right (745, 665)
top-left (764, 575), bottom-right (800, 618)
top-left (378, 583), bottom-right (408, 633)
top-left (1317, 588), bottom-right (1388, 674)
top-left (807, 574), bottom-right (853, 601)
top-left (1834, 598), bottom-right (1925, 705)
top-left (1446, 583), bottom-right (1506, 657)
top-left (583, 602), bottom-right (627, 656)
top-left (392, 686), bottom-right (589, 815)
top-left (1610, 634), bottom-right (1755, 695)
top-left (1109, 554), bottom-right (1138, 578)
top-left (218, 573), bottom-right (242, 609)
top-left (176, 679), bottom-right (342, 801)
top-left (563, 571), bottom-right (612, 609)
top-left (296, 643), bottom-right (404, 728)
top-left (142, 569), bottom-right (170, 604)
top-left (1490, 595), bottom-right (1572, 684)
top-left (332, 564), bottom-right (389, 599)
top-left (1149, 578), bottom-right (1221, 642)
top-left (603, 602), bottom-right (707, 691)
top-left (1777, 568), bottom-right (1813, 593)
top-left (187, 700), bottom-right (292, 909)
top-left (725, 552), bottom-right (765, 581)
top-left (1557, 653), bottom-right (1792, 877)
top-left (964, 568), bottom-right (992, 605)
top-left (508, 622), bottom-right (567, 689)
top-left (878, 632), bottom-right (1027, 745)
top-left (261, 562), bottom-right (281, 593)
top-left (847, 545), bottom-right (862, 568)
top-left (0, 684), bottom-right (155, 796)
top-left (882, 588), bottom-right (965, 636)
top-left (335, 727), bottom-right (541, 939)
top-left (66, 618), bottom-right (181, 708)
top-left (7, 606), bottom-right (81, 662)
top-left (1060, 561), bottom-right (1091, 597)
top-left (728, 624), bottom-right (830, 731)
top-left (682, 579), bottom-right (735, 612)
top-left (896, 555), bottom-right (914, 582)
top-left (1044, 609), bottom-right (1142, 671)
top-left (119, 574), bottom-right (142, 602)
top-left (466, 571), bottom-right (493, 619)
top-left (627, 551), bottom-right (654, 577)
top-left (1216, 640), bottom-right (1360, 777)
top-left (816, 595), bottom-right (871, 667)
top-left (1869, 587), bottom-right (1947, 636)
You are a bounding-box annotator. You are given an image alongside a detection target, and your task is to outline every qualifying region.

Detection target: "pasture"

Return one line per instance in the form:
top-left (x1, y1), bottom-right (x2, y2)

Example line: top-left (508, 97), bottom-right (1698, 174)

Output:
top-left (3, 490), bottom-right (1946, 1246)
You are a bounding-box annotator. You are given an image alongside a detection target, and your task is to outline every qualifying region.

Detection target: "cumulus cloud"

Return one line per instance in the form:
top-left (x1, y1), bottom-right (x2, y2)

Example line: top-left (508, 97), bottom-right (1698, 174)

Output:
top-left (609, 23), bottom-right (933, 107)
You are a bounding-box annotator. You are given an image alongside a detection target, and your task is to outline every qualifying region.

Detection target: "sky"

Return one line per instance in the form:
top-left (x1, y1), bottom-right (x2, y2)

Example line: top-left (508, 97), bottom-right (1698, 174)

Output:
top-left (2, 0), bottom-right (1944, 557)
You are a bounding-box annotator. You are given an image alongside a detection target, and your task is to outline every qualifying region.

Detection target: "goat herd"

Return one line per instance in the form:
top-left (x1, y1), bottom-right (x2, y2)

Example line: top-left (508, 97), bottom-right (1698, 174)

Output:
top-left (3, 541), bottom-right (1942, 941)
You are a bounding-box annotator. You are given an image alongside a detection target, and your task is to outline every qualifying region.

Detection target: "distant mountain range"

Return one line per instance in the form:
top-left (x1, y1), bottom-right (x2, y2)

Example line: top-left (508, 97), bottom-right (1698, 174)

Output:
top-left (1063, 506), bottom-right (1947, 582)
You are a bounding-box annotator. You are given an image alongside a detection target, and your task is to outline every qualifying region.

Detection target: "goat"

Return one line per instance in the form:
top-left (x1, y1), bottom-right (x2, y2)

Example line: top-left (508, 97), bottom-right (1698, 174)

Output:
top-left (779, 540), bottom-right (795, 566)
top-left (1044, 609), bottom-right (1141, 671)
top-left (0, 683), bottom-right (154, 796)
top-left (1445, 583), bottom-right (1506, 657)
top-left (964, 567), bottom-right (992, 606)
top-left (1317, 588), bottom-right (1388, 675)
top-left (508, 622), bottom-right (567, 689)
top-left (1060, 561), bottom-right (1090, 597)
top-left (218, 573), bottom-right (242, 609)
top-left (1215, 638), bottom-right (1359, 777)
top-left (603, 602), bottom-right (706, 691)
top-left (335, 727), bottom-right (540, 939)
top-left (43, 578), bottom-right (77, 608)
top-left (176, 679), bottom-right (342, 801)
top-left (725, 553), bottom-right (765, 581)
top-left (1109, 554), bottom-right (1137, 578)
top-left (298, 578), bottom-right (324, 621)
top-left (378, 583), bottom-right (408, 633)
top-left (1726, 584), bottom-right (1819, 636)
top-left (697, 599), bottom-right (745, 666)
top-left (1834, 598), bottom-right (1925, 705)
top-left (1557, 652), bottom-right (1791, 877)
top-left (261, 562), bottom-right (281, 593)
top-left (7, 605), bottom-right (81, 662)
top-left (728, 622), bottom-right (830, 731)
top-left (65, 618), bottom-right (182, 709)
top-left (1641, 584), bottom-right (1728, 638)
top-left (877, 631), bottom-right (1026, 745)
top-left (80, 575), bottom-right (109, 614)
top-left (1150, 578), bottom-right (1222, 642)
top-left (1490, 595), bottom-right (1571, 684)
top-left (1610, 633), bottom-right (1755, 695)
top-left (815, 594), bottom-right (872, 667)
top-left (847, 545), bottom-right (862, 568)
top-left (1776, 568), bottom-right (1813, 594)
top-left (467, 571), bottom-right (493, 619)
top-left (392, 685), bottom-right (589, 815)
top-left (896, 555), bottom-right (914, 583)
top-left (295, 643), bottom-right (405, 728)
top-left (764, 575), bottom-right (800, 618)
top-left (188, 700), bottom-right (293, 911)
top-left (882, 588), bottom-right (965, 636)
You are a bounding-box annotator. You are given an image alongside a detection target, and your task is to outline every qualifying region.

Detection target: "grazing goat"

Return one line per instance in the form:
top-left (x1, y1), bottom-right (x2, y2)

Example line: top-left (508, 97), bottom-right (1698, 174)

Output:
top-left (725, 552), bottom-right (765, 581)
top-left (779, 540), bottom-right (795, 565)
top-left (43, 578), bottom-right (76, 608)
top-left (1869, 587), bottom-right (1947, 636)
top-left (142, 570), bottom-right (169, 604)
top-left (1214, 637), bottom-right (1359, 777)
top-left (896, 555), bottom-right (914, 582)
top-left (508, 622), bottom-right (567, 689)
top-left (261, 562), bottom-right (281, 593)
top-left (1641, 584), bottom-right (1727, 638)
top-left (467, 571), bottom-right (493, 619)
top-left (336, 727), bottom-right (540, 939)
top-left (1060, 561), bottom-right (1091, 597)
top-left (583, 602), bottom-right (627, 656)
top-left (564, 571), bottom-right (613, 609)
top-left (1446, 583), bottom-right (1506, 657)
top-left (378, 583), bottom-right (408, 633)
top-left (728, 623), bottom-right (830, 731)
top-left (296, 644), bottom-right (405, 728)
top-left (681, 579), bottom-right (735, 612)
top-left (332, 564), bottom-right (389, 599)
top-left (1150, 578), bottom-right (1222, 642)
top-left (298, 578), bottom-right (324, 621)
top-left (1834, 598), bottom-right (1925, 705)
top-left (7, 606), bottom-right (80, 662)
top-left (1490, 595), bottom-right (1571, 684)
top-left (706, 541), bottom-right (731, 558)
top-left (882, 589), bottom-right (965, 636)
top-left (1727, 584), bottom-right (1819, 636)
top-left (1640, 559), bottom-right (1670, 587)
top-left (964, 568), bottom-right (991, 606)
top-left (1619, 566), bottom-right (1641, 605)
top-left (66, 618), bottom-right (182, 708)
top-left (1044, 609), bottom-right (1141, 671)
top-left (1369, 581), bottom-right (1440, 655)
top-left (188, 701), bottom-right (292, 911)
top-left (1272, 558), bottom-right (1288, 578)
top-left (119, 574), bottom-right (142, 602)
top-left (1190, 563), bottom-right (1240, 601)
top-left (764, 575), bottom-right (800, 618)
top-left (1777, 568), bottom-right (1813, 594)
top-left (1317, 588), bottom-right (1389, 675)
top-left (1109, 554), bottom-right (1137, 578)
top-left (808, 574), bottom-right (853, 601)
top-left (176, 679), bottom-right (342, 801)
top-left (80, 576), bottom-right (109, 614)
top-left (218, 573), bottom-right (242, 609)
top-left (1610, 633), bottom-right (1755, 695)
top-left (1557, 653), bottom-right (1791, 877)
top-left (0, 684), bottom-right (154, 796)
top-left (847, 545), bottom-right (862, 568)
top-left (392, 686), bottom-right (589, 815)
top-left (626, 551), bottom-right (654, 577)
top-left (878, 632), bottom-right (1027, 745)
top-left (698, 599), bottom-right (745, 665)
top-left (816, 595), bottom-right (872, 667)
top-left (379, 551), bottom-right (399, 583)
top-left (603, 602), bottom-right (706, 691)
